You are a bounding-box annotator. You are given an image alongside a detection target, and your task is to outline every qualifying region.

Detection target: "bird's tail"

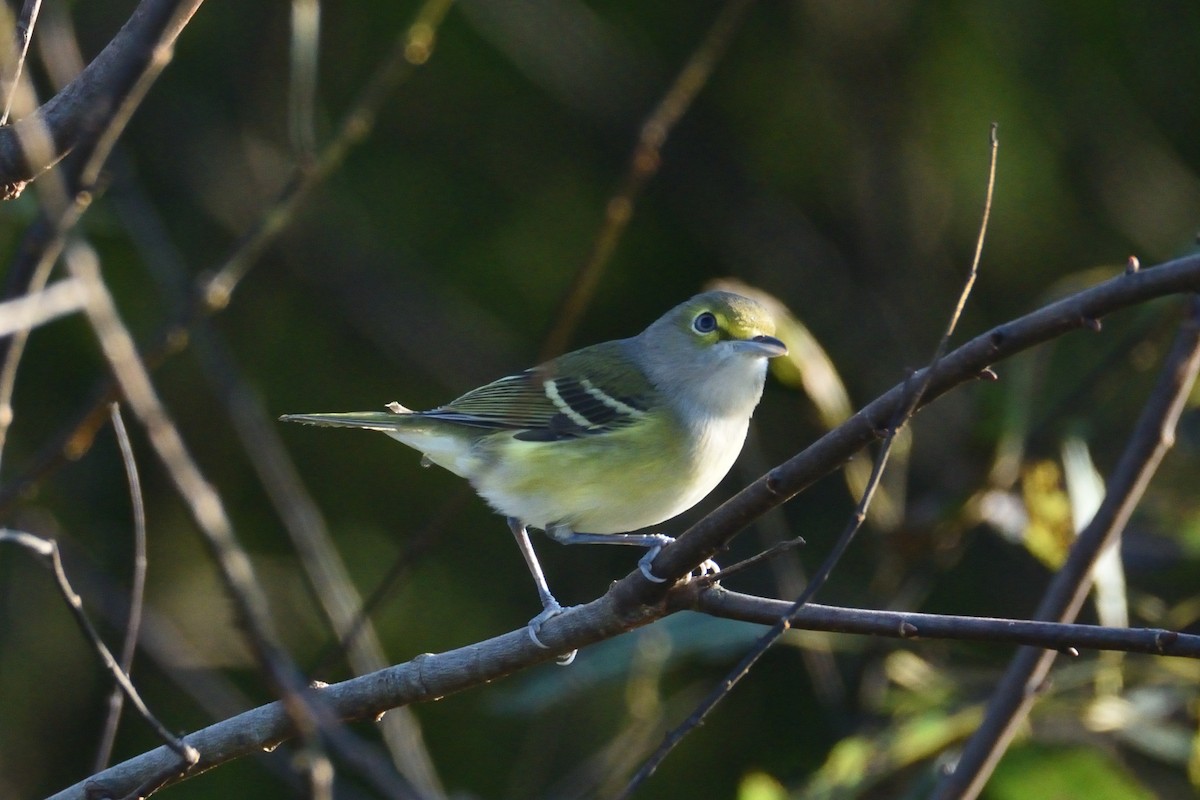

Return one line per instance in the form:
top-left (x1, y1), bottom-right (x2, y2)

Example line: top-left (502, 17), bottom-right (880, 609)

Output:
top-left (279, 405), bottom-right (414, 432)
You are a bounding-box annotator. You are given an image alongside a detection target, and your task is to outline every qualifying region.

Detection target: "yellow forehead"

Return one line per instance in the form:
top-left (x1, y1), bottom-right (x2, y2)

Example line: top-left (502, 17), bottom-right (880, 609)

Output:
top-left (682, 291), bottom-right (776, 336)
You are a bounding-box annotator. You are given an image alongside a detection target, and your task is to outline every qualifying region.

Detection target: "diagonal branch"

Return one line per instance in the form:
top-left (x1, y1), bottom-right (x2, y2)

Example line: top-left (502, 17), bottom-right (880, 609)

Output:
top-left (539, 0), bottom-right (757, 359)
top-left (0, 0), bottom-right (203, 195)
top-left (931, 294), bottom-right (1200, 799)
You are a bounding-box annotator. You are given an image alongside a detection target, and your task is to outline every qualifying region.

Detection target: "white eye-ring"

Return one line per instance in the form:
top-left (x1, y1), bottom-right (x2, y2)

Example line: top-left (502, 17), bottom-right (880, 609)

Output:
top-left (692, 311), bottom-right (718, 334)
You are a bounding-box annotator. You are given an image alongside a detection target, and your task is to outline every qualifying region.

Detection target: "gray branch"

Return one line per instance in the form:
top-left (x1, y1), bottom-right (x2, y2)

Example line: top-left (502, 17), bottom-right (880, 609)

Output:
top-left (0, 0), bottom-right (203, 195)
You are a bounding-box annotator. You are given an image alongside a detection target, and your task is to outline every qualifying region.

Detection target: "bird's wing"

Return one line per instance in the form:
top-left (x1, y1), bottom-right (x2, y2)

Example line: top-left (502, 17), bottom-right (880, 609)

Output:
top-left (429, 340), bottom-right (653, 441)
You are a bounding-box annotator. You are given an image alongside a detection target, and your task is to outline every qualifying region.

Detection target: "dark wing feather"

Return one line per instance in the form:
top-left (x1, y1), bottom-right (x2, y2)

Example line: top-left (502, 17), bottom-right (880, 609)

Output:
top-left (421, 340), bottom-right (653, 440)
top-left (423, 371), bottom-right (557, 430)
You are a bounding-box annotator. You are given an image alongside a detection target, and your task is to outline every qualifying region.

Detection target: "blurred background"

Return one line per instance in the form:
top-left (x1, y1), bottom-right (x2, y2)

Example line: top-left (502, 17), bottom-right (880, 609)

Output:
top-left (1, 1), bottom-right (1199, 798)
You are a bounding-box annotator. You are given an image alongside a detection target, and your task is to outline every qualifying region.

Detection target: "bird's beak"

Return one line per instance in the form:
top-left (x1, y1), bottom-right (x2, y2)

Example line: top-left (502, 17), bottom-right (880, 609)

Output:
top-left (734, 334), bottom-right (787, 358)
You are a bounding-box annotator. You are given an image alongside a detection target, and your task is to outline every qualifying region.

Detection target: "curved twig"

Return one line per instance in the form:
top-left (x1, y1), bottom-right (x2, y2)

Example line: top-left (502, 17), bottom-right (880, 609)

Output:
top-left (93, 404), bottom-right (149, 771)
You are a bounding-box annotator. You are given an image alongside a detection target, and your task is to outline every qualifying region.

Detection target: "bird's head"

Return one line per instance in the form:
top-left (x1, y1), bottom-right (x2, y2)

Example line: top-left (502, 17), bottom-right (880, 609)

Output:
top-left (637, 290), bottom-right (787, 414)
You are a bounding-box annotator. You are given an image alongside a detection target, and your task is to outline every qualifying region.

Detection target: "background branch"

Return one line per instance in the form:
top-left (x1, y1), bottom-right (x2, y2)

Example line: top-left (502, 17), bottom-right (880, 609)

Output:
top-left (539, 0), bottom-right (756, 359)
top-left (0, 0), bottom-right (202, 193)
top-left (693, 589), bottom-right (1200, 658)
top-left (92, 404), bottom-right (148, 772)
top-left (932, 295), bottom-right (1200, 799)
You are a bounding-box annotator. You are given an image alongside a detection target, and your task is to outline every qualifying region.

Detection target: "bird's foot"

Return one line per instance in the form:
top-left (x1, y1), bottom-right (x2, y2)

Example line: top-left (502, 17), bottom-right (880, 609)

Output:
top-left (692, 558), bottom-right (721, 582)
top-left (638, 541), bottom-right (721, 585)
top-left (638, 543), bottom-right (671, 583)
top-left (527, 601), bottom-right (577, 666)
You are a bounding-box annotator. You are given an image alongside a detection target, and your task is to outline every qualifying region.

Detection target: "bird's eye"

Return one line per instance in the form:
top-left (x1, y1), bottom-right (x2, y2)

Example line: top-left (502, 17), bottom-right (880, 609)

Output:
top-left (692, 311), bottom-right (718, 334)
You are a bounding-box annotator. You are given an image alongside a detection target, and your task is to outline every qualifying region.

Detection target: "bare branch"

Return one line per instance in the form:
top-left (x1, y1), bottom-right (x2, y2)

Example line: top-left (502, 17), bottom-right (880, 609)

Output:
top-left (539, 0), bottom-right (757, 360)
top-left (0, 277), bottom-right (85, 336)
top-left (0, 0), bottom-right (42, 125)
top-left (692, 588), bottom-right (1200, 658)
top-left (932, 295), bottom-right (1200, 799)
top-left (0, 0), bottom-right (203, 194)
top-left (93, 404), bottom-right (149, 771)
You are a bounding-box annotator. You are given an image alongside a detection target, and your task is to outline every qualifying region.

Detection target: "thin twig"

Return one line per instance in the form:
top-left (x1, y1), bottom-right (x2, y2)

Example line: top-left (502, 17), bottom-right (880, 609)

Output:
top-left (619, 125), bottom-right (1001, 797)
top-left (695, 535), bottom-right (806, 583)
top-left (288, 0), bottom-right (320, 164)
top-left (94, 404), bottom-right (149, 771)
top-left (691, 589), bottom-right (1200, 657)
top-left (200, 0), bottom-right (454, 311)
top-left (931, 295), bottom-right (1200, 799)
top-left (0, 0), bottom-right (42, 125)
top-left (538, 0), bottom-right (757, 360)
top-left (0, 528), bottom-right (198, 768)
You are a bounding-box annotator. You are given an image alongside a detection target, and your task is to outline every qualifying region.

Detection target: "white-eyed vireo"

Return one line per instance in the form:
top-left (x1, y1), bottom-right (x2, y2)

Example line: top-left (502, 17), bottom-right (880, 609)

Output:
top-left (283, 290), bottom-right (786, 660)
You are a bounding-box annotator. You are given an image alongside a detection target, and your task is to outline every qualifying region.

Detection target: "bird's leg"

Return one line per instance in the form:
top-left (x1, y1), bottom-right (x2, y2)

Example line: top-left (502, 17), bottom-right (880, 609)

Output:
top-left (545, 527), bottom-right (721, 584)
top-left (508, 517), bottom-right (576, 665)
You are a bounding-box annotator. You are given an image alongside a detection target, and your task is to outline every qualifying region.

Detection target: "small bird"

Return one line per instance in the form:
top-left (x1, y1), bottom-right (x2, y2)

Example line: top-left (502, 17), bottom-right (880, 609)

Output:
top-left (282, 290), bottom-right (786, 661)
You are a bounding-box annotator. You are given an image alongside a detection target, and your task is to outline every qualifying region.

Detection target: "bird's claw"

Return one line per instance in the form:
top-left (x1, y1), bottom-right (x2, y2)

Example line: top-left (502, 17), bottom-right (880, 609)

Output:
top-left (527, 602), bottom-right (577, 665)
top-left (638, 544), bottom-right (721, 585)
top-left (638, 545), bottom-right (669, 583)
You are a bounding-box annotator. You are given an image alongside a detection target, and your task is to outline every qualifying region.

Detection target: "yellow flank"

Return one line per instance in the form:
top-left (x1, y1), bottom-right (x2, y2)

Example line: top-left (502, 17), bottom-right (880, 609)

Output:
top-left (473, 412), bottom-right (697, 533)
